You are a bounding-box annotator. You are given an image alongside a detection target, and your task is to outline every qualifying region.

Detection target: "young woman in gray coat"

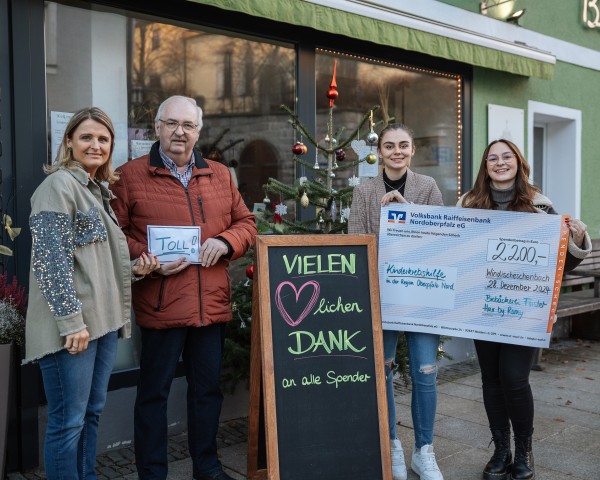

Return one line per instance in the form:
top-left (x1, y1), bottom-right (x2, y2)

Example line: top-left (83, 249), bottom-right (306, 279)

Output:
top-left (349, 123), bottom-right (445, 480)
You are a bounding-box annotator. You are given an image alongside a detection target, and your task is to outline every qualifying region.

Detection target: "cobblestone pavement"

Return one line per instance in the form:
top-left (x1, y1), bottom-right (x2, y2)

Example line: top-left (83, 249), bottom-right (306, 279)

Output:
top-left (9, 417), bottom-right (249, 480)
top-left (10, 339), bottom-right (599, 480)
top-left (9, 361), bottom-right (478, 479)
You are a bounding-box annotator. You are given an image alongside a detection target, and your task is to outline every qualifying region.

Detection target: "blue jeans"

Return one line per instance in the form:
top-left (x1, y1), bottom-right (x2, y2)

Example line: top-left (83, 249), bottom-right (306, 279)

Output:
top-left (384, 330), bottom-right (440, 448)
top-left (134, 324), bottom-right (226, 480)
top-left (39, 331), bottom-right (118, 480)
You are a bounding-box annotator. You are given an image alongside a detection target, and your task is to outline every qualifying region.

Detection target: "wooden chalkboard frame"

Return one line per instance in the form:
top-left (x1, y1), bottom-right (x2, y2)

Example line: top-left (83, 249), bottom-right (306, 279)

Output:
top-left (247, 234), bottom-right (391, 480)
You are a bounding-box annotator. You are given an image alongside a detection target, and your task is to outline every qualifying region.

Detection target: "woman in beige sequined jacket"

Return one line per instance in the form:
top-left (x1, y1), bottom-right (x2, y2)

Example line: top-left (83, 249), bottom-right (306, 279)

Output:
top-left (24, 107), bottom-right (159, 480)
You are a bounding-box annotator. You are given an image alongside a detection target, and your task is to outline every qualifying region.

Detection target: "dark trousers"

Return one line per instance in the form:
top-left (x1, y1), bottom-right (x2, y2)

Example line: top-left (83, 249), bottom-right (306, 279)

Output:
top-left (474, 339), bottom-right (537, 436)
top-left (134, 324), bottom-right (226, 480)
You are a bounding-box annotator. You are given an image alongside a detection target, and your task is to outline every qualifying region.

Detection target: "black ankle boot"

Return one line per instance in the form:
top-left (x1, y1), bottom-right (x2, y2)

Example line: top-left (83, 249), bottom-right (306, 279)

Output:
top-left (512, 433), bottom-right (535, 479)
top-left (483, 428), bottom-right (512, 479)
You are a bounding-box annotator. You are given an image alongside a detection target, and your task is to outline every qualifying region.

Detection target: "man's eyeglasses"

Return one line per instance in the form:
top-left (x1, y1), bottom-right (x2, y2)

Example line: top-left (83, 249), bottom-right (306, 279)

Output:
top-left (158, 119), bottom-right (198, 134)
top-left (486, 152), bottom-right (515, 164)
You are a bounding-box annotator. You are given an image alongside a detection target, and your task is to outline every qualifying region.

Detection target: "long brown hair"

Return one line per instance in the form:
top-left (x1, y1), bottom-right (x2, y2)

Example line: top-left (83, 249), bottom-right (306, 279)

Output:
top-left (46, 107), bottom-right (119, 183)
top-left (461, 139), bottom-right (539, 212)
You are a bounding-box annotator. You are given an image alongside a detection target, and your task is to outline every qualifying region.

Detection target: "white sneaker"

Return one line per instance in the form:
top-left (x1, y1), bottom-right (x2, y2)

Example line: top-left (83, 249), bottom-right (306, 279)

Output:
top-left (411, 444), bottom-right (443, 480)
top-left (390, 438), bottom-right (407, 480)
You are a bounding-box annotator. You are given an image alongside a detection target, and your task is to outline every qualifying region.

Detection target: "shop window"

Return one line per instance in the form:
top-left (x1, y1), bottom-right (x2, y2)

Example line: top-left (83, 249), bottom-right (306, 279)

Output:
top-left (44, 2), bottom-right (296, 371)
top-left (316, 49), bottom-right (462, 204)
top-left (43, 3), bottom-right (462, 374)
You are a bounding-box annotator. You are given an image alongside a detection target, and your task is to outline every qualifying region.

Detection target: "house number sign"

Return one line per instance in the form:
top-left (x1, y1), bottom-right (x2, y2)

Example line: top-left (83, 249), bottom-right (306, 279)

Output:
top-left (584, 0), bottom-right (600, 28)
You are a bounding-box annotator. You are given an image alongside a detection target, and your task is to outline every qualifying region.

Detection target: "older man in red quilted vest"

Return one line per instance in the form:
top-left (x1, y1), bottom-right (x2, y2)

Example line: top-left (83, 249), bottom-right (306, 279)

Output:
top-left (111, 95), bottom-right (257, 480)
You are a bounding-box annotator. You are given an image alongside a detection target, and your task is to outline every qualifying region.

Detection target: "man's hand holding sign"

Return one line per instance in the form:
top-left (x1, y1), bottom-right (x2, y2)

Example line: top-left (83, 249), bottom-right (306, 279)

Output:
top-left (147, 225), bottom-right (231, 275)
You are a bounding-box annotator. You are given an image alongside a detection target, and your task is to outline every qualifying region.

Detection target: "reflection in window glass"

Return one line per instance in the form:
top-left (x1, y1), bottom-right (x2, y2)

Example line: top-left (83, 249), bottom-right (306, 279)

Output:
top-left (45, 2), bottom-right (296, 370)
top-left (316, 50), bottom-right (462, 204)
top-left (129, 21), bottom-right (296, 210)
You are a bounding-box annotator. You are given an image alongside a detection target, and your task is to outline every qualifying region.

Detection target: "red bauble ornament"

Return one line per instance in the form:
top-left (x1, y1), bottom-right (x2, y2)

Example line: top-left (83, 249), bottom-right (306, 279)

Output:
top-left (292, 141), bottom-right (308, 155)
top-left (245, 265), bottom-right (254, 279)
top-left (327, 88), bottom-right (339, 101)
top-left (335, 149), bottom-right (346, 161)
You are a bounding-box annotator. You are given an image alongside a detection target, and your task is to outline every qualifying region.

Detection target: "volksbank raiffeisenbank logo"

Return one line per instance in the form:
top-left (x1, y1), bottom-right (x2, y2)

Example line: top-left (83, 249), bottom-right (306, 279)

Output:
top-left (387, 210), bottom-right (406, 224)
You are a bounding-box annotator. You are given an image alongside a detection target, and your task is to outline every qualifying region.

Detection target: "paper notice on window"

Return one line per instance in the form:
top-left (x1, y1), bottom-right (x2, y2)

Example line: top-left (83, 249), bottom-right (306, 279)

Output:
top-left (351, 140), bottom-right (378, 178)
top-left (131, 140), bottom-right (155, 160)
top-left (358, 158), bottom-right (379, 178)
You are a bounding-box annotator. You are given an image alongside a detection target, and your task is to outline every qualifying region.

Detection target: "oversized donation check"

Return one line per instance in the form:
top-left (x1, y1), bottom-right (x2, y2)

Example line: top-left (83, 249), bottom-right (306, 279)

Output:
top-left (379, 204), bottom-right (570, 348)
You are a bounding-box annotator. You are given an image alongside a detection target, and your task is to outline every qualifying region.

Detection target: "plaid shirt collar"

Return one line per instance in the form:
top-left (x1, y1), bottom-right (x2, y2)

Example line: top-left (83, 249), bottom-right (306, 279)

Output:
top-left (159, 146), bottom-right (195, 188)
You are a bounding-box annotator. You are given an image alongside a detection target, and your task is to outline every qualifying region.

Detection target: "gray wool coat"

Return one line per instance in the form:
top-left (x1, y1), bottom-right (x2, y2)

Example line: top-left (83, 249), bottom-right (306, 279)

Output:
top-left (348, 169), bottom-right (444, 239)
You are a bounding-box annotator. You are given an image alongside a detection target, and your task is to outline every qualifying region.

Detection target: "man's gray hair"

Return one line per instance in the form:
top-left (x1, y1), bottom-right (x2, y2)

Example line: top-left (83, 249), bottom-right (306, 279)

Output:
top-left (155, 95), bottom-right (203, 131)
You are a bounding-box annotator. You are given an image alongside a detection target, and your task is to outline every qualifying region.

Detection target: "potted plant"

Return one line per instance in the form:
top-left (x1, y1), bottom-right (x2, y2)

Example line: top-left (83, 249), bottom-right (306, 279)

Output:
top-left (0, 213), bottom-right (26, 346)
top-left (0, 272), bottom-right (27, 346)
top-left (0, 213), bottom-right (26, 479)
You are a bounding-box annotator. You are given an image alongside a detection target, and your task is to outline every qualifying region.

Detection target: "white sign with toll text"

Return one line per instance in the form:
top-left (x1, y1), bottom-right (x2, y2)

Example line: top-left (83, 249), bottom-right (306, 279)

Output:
top-left (147, 226), bottom-right (201, 264)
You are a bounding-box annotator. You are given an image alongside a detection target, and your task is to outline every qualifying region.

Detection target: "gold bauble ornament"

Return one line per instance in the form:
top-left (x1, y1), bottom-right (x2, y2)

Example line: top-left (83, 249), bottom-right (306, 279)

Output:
top-left (366, 152), bottom-right (378, 165)
top-left (300, 192), bottom-right (309, 208)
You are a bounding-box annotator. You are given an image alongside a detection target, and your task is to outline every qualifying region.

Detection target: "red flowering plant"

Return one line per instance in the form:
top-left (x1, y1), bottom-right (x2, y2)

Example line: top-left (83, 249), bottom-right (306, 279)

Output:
top-left (0, 272), bottom-right (27, 346)
top-left (0, 212), bottom-right (26, 346)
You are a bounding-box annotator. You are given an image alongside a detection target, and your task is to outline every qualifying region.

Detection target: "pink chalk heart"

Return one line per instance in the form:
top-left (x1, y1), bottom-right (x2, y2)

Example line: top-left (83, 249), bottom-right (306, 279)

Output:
top-left (275, 280), bottom-right (320, 327)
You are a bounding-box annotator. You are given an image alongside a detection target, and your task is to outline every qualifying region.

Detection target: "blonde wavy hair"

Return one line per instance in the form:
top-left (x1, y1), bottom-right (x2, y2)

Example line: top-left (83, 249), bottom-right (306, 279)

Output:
top-left (46, 107), bottom-right (119, 183)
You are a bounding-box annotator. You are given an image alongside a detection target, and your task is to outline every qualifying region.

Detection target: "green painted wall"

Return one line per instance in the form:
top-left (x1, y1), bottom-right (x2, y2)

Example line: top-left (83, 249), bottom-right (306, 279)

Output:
top-left (439, 0), bottom-right (600, 50)
top-left (471, 61), bottom-right (600, 234)
top-left (437, 1), bottom-right (599, 233)
top-left (437, 0), bottom-right (478, 13)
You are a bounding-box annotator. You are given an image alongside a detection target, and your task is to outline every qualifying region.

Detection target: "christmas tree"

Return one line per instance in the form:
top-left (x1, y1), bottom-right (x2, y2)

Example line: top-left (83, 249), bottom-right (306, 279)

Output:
top-left (260, 61), bottom-right (380, 234)
top-left (221, 62), bottom-right (448, 391)
top-left (222, 62), bottom-right (384, 391)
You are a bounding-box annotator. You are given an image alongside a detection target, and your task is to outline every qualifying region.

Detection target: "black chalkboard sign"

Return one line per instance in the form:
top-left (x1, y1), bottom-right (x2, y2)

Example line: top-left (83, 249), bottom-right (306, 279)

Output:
top-left (247, 235), bottom-right (390, 480)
